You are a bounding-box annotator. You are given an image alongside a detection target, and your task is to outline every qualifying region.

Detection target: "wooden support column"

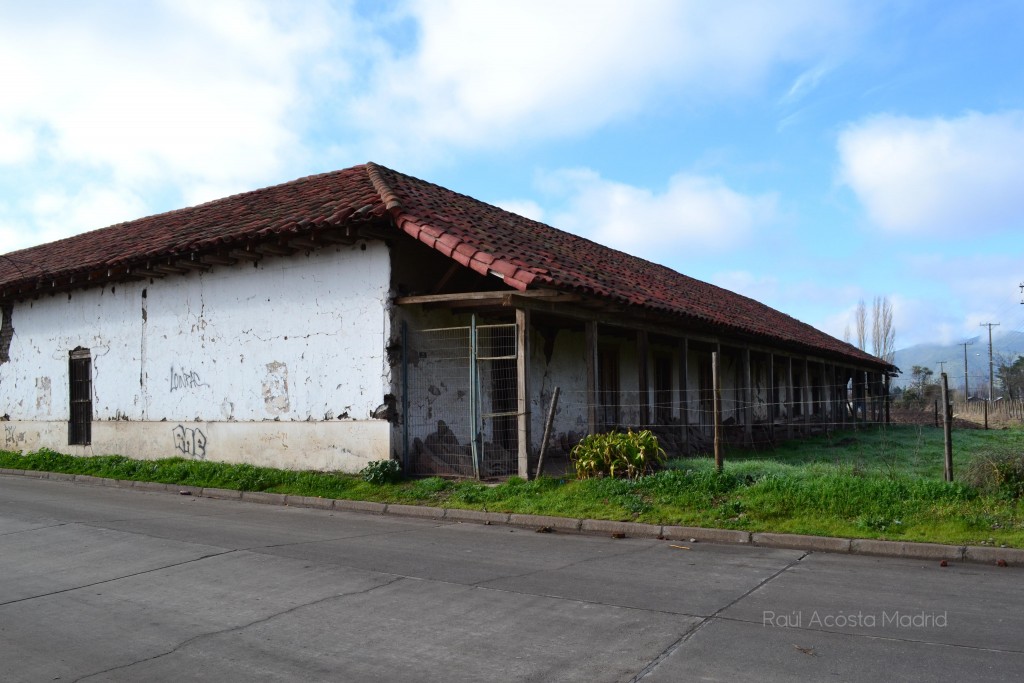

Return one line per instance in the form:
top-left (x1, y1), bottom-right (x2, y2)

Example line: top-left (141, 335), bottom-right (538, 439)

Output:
top-left (803, 358), bottom-right (811, 431)
top-left (821, 361), bottom-right (828, 426)
top-left (768, 354), bottom-right (776, 441)
top-left (585, 321), bottom-right (598, 435)
top-left (516, 308), bottom-right (531, 479)
top-left (786, 356), bottom-right (794, 440)
top-left (637, 330), bottom-right (650, 427)
top-left (742, 347), bottom-right (753, 445)
top-left (679, 339), bottom-right (689, 453)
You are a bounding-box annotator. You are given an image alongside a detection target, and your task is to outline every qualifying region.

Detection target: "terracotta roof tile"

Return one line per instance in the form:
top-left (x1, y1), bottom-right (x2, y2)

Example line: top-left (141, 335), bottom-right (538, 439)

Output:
top-left (0, 162), bottom-right (888, 369)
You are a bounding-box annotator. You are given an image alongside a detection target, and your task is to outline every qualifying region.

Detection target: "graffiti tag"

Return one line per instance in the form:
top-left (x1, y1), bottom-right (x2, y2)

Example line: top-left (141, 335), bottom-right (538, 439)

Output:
top-left (172, 424), bottom-right (207, 459)
top-left (170, 365), bottom-right (209, 392)
top-left (4, 425), bottom-right (24, 448)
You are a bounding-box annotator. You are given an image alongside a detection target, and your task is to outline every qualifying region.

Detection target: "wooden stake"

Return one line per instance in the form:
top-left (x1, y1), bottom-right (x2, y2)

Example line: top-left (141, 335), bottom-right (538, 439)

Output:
top-left (535, 386), bottom-right (560, 480)
top-left (941, 373), bottom-right (953, 482)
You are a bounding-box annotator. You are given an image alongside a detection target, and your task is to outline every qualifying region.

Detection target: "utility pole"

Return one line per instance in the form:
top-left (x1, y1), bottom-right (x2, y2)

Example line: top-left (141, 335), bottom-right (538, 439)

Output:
top-left (958, 340), bottom-right (974, 400)
top-left (980, 322), bottom-right (1000, 401)
top-left (937, 360), bottom-right (948, 374)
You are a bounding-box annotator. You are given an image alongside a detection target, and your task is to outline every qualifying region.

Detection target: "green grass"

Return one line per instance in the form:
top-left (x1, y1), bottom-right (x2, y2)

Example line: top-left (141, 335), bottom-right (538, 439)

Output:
top-left (2, 424), bottom-right (1022, 549)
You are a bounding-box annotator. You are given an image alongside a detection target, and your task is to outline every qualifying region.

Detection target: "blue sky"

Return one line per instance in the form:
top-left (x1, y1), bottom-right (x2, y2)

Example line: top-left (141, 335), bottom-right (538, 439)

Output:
top-left (2, 0), bottom-right (1024, 349)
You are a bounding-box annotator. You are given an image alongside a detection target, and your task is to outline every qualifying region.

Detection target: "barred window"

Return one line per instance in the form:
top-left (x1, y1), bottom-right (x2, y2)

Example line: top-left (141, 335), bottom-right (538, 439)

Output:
top-left (69, 348), bottom-right (92, 445)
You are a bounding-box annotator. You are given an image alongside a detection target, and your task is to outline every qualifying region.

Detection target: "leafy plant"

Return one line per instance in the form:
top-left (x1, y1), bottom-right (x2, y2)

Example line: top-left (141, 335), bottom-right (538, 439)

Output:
top-left (360, 459), bottom-right (403, 485)
top-left (570, 430), bottom-right (666, 479)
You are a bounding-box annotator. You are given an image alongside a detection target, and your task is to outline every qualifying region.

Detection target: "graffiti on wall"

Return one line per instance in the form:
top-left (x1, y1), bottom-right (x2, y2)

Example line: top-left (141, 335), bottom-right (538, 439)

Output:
top-left (172, 424), bottom-right (207, 459)
top-left (4, 424), bottom-right (25, 448)
top-left (170, 365), bottom-right (209, 392)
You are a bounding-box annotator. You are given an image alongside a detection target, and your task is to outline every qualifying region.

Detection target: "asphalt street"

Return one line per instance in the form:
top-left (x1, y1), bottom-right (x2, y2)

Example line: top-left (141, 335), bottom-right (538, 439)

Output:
top-left (1, 474), bottom-right (1021, 682)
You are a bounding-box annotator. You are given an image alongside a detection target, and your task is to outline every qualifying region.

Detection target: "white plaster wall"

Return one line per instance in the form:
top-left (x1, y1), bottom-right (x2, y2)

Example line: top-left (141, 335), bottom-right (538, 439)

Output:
top-left (531, 327), bottom-right (589, 446)
top-left (0, 241), bottom-right (393, 471)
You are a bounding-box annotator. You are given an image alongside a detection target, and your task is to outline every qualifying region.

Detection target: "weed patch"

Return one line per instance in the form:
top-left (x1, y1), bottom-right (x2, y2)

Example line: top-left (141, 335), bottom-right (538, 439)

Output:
top-left (2, 425), bottom-right (1022, 549)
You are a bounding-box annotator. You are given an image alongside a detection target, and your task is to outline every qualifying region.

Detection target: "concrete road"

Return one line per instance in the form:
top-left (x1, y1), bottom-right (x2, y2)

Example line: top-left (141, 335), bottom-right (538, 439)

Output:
top-left (1, 475), bottom-right (1021, 682)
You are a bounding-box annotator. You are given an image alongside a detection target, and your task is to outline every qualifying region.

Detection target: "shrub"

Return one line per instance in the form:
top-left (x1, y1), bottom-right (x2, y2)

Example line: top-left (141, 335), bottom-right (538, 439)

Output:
top-left (570, 430), bottom-right (666, 479)
top-left (965, 452), bottom-right (1024, 499)
top-left (360, 459), bottom-right (403, 485)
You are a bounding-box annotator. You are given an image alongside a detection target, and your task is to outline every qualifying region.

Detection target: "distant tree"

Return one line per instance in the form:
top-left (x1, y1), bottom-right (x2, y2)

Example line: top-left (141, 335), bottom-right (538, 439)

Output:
top-left (997, 355), bottom-right (1024, 400)
top-left (911, 365), bottom-right (934, 390)
top-left (902, 364), bottom-right (939, 402)
top-left (855, 299), bottom-right (867, 351)
top-left (871, 296), bottom-right (896, 364)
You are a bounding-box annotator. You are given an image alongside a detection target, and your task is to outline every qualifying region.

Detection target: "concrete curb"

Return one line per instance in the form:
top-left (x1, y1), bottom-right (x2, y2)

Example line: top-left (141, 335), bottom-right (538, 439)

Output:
top-left (508, 513), bottom-right (582, 533)
top-left (851, 538), bottom-right (964, 561)
top-left (333, 499), bottom-right (387, 515)
top-left (663, 525), bottom-right (752, 545)
top-left (3, 468), bottom-right (1023, 567)
top-left (753, 532), bottom-right (852, 554)
top-left (582, 518), bottom-right (662, 539)
top-left (443, 508), bottom-right (511, 525)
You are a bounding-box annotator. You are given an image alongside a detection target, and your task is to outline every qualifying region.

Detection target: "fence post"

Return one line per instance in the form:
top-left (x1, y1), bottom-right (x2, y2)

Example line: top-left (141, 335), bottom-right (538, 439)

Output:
top-left (469, 314), bottom-right (481, 479)
top-left (941, 374), bottom-right (953, 482)
top-left (712, 351), bottom-right (723, 473)
top-left (401, 320), bottom-right (410, 475)
top-left (984, 400), bottom-right (988, 430)
top-left (516, 308), bottom-right (531, 480)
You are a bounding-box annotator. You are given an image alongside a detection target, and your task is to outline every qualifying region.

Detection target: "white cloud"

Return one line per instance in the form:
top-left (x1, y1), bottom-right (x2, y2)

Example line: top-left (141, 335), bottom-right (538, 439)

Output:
top-left (0, 0), bottom-right (346, 243)
top-left (533, 168), bottom-right (777, 257)
top-left (837, 111), bottom-right (1024, 236)
top-left (493, 199), bottom-right (545, 223)
top-left (346, 0), bottom-right (858, 159)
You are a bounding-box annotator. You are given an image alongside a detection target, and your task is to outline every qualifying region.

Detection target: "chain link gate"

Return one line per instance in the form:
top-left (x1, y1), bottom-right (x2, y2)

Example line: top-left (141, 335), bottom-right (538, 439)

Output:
top-left (402, 315), bottom-right (519, 478)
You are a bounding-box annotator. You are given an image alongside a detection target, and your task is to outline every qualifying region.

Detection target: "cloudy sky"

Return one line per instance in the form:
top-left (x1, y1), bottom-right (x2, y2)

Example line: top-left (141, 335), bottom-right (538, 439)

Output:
top-left (2, 0), bottom-right (1023, 349)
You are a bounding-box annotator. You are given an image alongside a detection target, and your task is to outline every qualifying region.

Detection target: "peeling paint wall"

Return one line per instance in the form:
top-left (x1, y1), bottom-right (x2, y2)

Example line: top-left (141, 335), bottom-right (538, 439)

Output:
top-left (0, 241), bottom-right (392, 471)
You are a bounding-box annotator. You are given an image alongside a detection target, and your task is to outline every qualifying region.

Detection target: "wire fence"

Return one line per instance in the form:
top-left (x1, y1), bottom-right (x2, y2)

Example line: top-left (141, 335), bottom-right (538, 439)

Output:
top-left (528, 384), bottom-right (890, 465)
top-left (404, 321), bottom-right (520, 478)
top-left (402, 320), bottom-right (895, 478)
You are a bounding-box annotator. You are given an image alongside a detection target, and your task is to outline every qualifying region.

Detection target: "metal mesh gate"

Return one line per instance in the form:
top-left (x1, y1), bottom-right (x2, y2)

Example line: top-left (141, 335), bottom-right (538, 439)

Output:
top-left (403, 317), bottom-right (519, 478)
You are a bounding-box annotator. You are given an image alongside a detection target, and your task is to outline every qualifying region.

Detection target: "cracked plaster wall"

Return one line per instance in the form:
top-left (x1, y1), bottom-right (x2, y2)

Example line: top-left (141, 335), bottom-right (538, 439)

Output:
top-left (0, 242), bottom-right (392, 470)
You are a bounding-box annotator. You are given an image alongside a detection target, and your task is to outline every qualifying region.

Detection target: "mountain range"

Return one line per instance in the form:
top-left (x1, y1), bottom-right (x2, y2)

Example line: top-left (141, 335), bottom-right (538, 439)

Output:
top-left (891, 331), bottom-right (1024, 395)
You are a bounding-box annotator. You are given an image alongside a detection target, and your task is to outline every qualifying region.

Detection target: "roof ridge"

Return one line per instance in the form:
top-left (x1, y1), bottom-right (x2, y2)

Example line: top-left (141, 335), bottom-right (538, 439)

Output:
top-left (365, 162), bottom-right (404, 212)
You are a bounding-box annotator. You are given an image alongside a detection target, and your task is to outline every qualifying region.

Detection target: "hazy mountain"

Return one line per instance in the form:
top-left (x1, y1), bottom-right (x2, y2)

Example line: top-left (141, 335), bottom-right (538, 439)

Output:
top-left (891, 331), bottom-right (1024, 394)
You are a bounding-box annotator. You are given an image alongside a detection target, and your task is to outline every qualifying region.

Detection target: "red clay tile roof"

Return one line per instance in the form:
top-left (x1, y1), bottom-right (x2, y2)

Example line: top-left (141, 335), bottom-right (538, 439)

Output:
top-left (368, 164), bottom-right (889, 370)
top-left (0, 162), bottom-right (888, 370)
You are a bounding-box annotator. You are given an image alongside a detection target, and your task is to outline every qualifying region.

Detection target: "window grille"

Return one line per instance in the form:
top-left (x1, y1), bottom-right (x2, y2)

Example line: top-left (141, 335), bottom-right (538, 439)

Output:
top-left (69, 348), bottom-right (92, 445)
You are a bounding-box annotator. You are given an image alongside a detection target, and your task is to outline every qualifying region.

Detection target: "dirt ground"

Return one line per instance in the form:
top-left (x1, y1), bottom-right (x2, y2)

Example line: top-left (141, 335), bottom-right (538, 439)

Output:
top-left (889, 405), bottom-right (1021, 430)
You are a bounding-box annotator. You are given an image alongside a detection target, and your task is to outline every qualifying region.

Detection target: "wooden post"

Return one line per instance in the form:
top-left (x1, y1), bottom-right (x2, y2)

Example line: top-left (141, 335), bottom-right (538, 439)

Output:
top-left (983, 399), bottom-right (988, 430)
top-left (585, 321), bottom-right (598, 435)
top-left (679, 338), bottom-right (689, 453)
top-left (786, 356), bottom-right (794, 440)
top-left (821, 361), bottom-right (828, 427)
top-left (803, 358), bottom-right (811, 432)
top-left (768, 354), bottom-right (775, 442)
top-left (637, 330), bottom-right (650, 427)
top-left (535, 386), bottom-right (560, 480)
top-left (934, 400), bottom-right (939, 428)
top-left (516, 308), bottom-right (531, 479)
top-left (712, 351), bottom-right (723, 472)
top-left (884, 373), bottom-right (891, 425)
top-left (742, 347), bottom-right (753, 446)
top-left (941, 373), bottom-right (953, 482)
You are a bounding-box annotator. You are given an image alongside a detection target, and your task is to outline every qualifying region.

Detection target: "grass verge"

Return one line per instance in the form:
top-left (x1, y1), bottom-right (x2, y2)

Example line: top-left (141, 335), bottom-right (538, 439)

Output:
top-left (1, 424), bottom-right (1021, 549)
